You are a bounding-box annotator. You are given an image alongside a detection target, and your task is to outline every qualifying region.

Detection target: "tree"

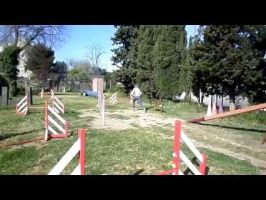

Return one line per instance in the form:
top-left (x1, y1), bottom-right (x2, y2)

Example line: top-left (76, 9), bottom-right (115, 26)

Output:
top-left (111, 25), bottom-right (139, 93)
top-left (85, 43), bottom-right (106, 75)
top-left (135, 25), bottom-right (157, 99)
top-left (0, 45), bottom-right (21, 97)
top-left (52, 61), bottom-right (68, 91)
top-left (0, 25), bottom-right (66, 49)
top-left (179, 36), bottom-right (194, 102)
top-left (25, 44), bottom-right (55, 85)
top-left (152, 25), bottom-right (187, 99)
top-left (191, 25), bottom-right (266, 109)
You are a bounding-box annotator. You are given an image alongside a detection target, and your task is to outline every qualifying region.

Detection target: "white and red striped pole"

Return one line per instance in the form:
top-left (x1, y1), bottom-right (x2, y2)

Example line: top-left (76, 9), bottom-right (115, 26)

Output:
top-left (48, 128), bottom-right (86, 175)
top-left (79, 128), bottom-right (86, 175)
top-left (157, 120), bottom-right (207, 175)
top-left (16, 95), bottom-right (29, 116)
top-left (44, 99), bottom-right (68, 140)
top-left (45, 100), bottom-right (48, 141)
top-left (199, 153), bottom-right (207, 175)
top-left (173, 120), bottom-right (181, 175)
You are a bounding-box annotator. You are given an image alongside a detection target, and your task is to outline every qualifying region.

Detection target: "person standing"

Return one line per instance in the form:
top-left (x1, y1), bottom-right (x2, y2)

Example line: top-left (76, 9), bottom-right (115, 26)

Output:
top-left (130, 85), bottom-right (146, 112)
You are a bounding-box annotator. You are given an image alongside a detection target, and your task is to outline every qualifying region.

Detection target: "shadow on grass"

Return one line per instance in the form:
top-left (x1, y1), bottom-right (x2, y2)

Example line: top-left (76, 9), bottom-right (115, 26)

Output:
top-left (0, 129), bottom-right (42, 141)
top-left (54, 93), bottom-right (80, 96)
top-left (31, 102), bottom-right (45, 106)
top-left (198, 122), bottom-right (266, 133)
top-left (132, 169), bottom-right (145, 175)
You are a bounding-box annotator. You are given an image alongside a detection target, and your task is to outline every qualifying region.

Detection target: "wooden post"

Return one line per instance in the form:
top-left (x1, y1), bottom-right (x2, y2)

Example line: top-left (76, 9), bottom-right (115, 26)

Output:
top-left (26, 87), bottom-right (33, 105)
top-left (1, 87), bottom-right (9, 106)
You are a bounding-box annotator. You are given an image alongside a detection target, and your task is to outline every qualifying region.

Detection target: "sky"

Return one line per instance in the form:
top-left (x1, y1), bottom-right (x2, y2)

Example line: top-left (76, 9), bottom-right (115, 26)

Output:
top-left (54, 25), bottom-right (199, 72)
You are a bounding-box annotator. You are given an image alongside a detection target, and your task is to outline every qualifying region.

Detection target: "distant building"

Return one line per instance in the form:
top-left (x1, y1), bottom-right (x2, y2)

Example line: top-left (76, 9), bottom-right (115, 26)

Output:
top-left (0, 40), bottom-right (32, 80)
top-left (92, 75), bottom-right (105, 92)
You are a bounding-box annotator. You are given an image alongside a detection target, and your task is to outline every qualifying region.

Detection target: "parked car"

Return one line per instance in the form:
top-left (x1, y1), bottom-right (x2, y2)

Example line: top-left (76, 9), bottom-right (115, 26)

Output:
top-left (81, 90), bottom-right (98, 97)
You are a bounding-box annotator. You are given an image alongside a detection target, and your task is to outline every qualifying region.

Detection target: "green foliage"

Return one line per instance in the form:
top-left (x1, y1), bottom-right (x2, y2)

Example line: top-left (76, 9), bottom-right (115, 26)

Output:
top-left (0, 45), bottom-right (21, 96)
top-left (111, 25), bottom-right (139, 92)
top-left (25, 44), bottom-right (55, 82)
top-left (111, 25), bottom-right (187, 100)
top-left (151, 25), bottom-right (187, 99)
top-left (191, 25), bottom-right (266, 104)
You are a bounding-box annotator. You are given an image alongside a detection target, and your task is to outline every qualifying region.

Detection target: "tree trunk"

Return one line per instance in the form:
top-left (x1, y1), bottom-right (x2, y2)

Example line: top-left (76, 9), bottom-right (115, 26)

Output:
top-left (56, 80), bottom-right (60, 92)
top-left (229, 95), bottom-right (236, 111)
top-left (14, 26), bottom-right (19, 47)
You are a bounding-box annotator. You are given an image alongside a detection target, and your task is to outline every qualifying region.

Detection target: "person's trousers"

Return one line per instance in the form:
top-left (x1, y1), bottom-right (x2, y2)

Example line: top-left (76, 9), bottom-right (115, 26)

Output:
top-left (133, 96), bottom-right (144, 110)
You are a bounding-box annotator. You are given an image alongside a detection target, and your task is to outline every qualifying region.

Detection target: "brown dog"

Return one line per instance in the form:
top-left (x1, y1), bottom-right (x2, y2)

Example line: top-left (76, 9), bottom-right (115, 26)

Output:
top-left (150, 99), bottom-right (164, 112)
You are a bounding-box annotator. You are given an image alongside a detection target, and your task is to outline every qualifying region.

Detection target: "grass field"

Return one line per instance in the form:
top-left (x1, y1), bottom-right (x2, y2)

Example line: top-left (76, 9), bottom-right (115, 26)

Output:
top-left (0, 92), bottom-right (265, 175)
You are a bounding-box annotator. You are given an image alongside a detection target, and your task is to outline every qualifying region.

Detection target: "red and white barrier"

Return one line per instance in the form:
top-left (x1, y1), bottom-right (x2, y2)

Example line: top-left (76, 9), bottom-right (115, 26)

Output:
top-left (51, 95), bottom-right (64, 114)
top-left (44, 100), bottom-right (68, 141)
top-left (109, 92), bottom-right (117, 105)
top-left (49, 89), bottom-right (64, 114)
top-left (158, 120), bottom-right (207, 175)
top-left (48, 129), bottom-right (86, 175)
top-left (40, 89), bottom-right (44, 98)
top-left (51, 89), bottom-right (54, 97)
top-left (97, 91), bottom-right (105, 125)
top-left (16, 95), bottom-right (28, 116)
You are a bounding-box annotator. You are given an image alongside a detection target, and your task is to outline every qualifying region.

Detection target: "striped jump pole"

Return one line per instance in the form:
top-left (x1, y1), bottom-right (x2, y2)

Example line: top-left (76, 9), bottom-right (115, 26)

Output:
top-left (48, 128), bottom-right (86, 175)
top-left (44, 100), bottom-right (68, 141)
top-left (49, 89), bottom-right (55, 100)
top-left (97, 91), bottom-right (105, 125)
top-left (157, 120), bottom-right (207, 175)
top-left (109, 92), bottom-right (117, 105)
top-left (40, 89), bottom-right (44, 98)
top-left (16, 95), bottom-right (28, 116)
top-left (51, 95), bottom-right (64, 114)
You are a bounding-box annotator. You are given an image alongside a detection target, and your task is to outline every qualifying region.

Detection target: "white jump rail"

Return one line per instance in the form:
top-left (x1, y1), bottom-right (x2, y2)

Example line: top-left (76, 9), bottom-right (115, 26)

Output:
top-left (51, 89), bottom-right (54, 97)
top-left (97, 91), bottom-right (105, 125)
top-left (16, 95), bottom-right (28, 116)
top-left (48, 129), bottom-right (86, 175)
top-left (49, 89), bottom-right (64, 114)
top-left (40, 89), bottom-right (44, 98)
top-left (51, 95), bottom-right (64, 114)
top-left (44, 100), bottom-right (68, 141)
top-left (109, 92), bottom-right (117, 105)
top-left (157, 120), bottom-right (207, 175)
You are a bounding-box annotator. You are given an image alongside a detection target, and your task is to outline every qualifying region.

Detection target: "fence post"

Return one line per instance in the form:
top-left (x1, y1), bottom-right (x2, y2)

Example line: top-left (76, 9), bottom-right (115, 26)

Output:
top-left (1, 87), bottom-right (8, 106)
top-left (26, 87), bottom-right (33, 105)
top-left (199, 153), bottom-right (207, 175)
top-left (78, 129), bottom-right (86, 175)
top-left (44, 100), bottom-right (48, 141)
top-left (173, 120), bottom-right (181, 175)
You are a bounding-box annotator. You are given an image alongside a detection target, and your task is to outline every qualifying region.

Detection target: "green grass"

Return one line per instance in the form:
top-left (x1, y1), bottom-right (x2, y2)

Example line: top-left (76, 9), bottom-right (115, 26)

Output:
top-left (0, 146), bottom-right (40, 174)
top-left (0, 93), bottom-right (264, 175)
top-left (144, 100), bottom-right (206, 120)
top-left (201, 148), bottom-right (259, 175)
top-left (177, 145), bottom-right (259, 175)
top-left (1, 127), bottom-right (258, 175)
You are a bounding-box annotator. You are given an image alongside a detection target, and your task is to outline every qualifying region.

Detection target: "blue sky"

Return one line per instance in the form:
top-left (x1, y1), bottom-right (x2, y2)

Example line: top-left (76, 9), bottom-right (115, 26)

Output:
top-left (54, 25), bottom-right (198, 72)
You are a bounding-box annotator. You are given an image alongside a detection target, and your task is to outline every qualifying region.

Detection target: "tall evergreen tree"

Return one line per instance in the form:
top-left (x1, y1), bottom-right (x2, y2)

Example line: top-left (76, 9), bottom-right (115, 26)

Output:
top-left (135, 25), bottom-right (158, 99)
top-left (111, 25), bottom-right (139, 93)
top-left (152, 25), bottom-right (187, 99)
top-left (191, 25), bottom-right (266, 109)
top-left (25, 44), bottom-right (55, 82)
top-left (0, 45), bottom-right (21, 97)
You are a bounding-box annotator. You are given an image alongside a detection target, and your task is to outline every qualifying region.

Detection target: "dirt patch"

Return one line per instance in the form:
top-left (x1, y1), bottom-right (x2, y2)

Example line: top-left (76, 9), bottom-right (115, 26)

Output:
top-left (79, 108), bottom-right (182, 130)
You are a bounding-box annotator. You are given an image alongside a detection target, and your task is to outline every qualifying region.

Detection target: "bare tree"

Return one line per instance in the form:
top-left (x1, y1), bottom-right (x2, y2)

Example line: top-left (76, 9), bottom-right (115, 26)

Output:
top-left (0, 25), bottom-right (66, 49)
top-left (86, 44), bottom-right (105, 69)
